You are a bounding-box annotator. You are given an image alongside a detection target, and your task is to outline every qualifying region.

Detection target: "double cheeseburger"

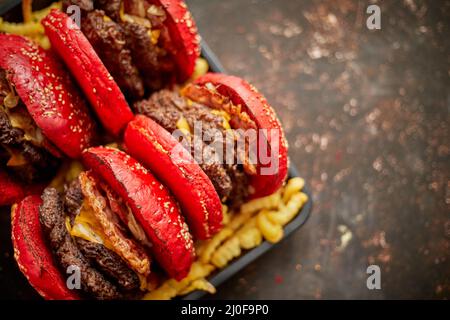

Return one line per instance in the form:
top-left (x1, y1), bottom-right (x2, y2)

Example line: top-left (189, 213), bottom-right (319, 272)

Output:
top-left (0, 33), bottom-right (97, 206)
top-left (13, 146), bottom-right (196, 299)
top-left (48, 0), bottom-right (200, 101)
top-left (129, 73), bottom-right (289, 207)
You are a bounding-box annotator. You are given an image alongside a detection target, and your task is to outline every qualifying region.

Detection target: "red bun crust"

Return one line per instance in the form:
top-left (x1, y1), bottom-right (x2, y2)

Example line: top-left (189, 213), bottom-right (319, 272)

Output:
top-left (82, 147), bottom-right (195, 280)
top-left (194, 73), bottom-right (289, 199)
top-left (151, 0), bottom-right (201, 81)
top-left (0, 170), bottom-right (45, 206)
top-left (124, 115), bottom-right (222, 240)
top-left (11, 196), bottom-right (80, 300)
top-left (42, 10), bottom-right (133, 136)
top-left (0, 34), bottom-right (97, 158)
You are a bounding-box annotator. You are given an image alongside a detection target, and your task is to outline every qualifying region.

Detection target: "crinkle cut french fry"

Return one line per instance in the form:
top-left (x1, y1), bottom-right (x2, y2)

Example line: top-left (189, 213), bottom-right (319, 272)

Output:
top-left (240, 190), bottom-right (282, 215)
top-left (237, 225), bottom-right (262, 249)
top-left (199, 227), bottom-right (233, 262)
top-left (211, 237), bottom-right (241, 268)
top-left (143, 262), bottom-right (215, 300)
top-left (199, 227), bottom-right (233, 263)
top-left (227, 210), bottom-right (253, 231)
top-left (142, 282), bottom-right (178, 300)
top-left (222, 204), bottom-right (230, 225)
top-left (0, 2), bottom-right (61, 50)
top-left (235, 217), bottom-right (260, 249)
top-left (178, 279), bottom-right (216, 295)
top-left (267, 192), bottom-right (308, 226)
top-left (257, 211), bottom-right (284, 243)
top-left (179, 262), bottom-right (215, 289)
top-left (0, 19), bottom-right (44, 35)
top-left (145, 177), bottom-right (309, 299)
top-left (283, 177), bottom-right (305, 203)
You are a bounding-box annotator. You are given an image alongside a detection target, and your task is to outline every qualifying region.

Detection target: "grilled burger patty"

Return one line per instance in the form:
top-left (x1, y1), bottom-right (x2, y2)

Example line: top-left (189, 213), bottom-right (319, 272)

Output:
top-left (0, 69), bottom-right (59, 182)
top-left (40, 187), bottom-right (121, 300)
top-left (134, 89), bottom-right (249, 206)
top-left (76, 238), bottom-right (140, 292)
top-left (64, 0), bottom-right (176, 99)
top-left (81, 9), bottom-right (145, 100)
top-left (39, 178), bottom-right (144, 299)
top-left (64, 179), bottom-right (84, 216)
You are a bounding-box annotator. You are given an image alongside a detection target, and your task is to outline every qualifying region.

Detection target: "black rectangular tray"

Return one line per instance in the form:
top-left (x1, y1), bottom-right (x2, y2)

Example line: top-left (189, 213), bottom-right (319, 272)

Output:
top-left (0, 1), bottom-right (312, 300)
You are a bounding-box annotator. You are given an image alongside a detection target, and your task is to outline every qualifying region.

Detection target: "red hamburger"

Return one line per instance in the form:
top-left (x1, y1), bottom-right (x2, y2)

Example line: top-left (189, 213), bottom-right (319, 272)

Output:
top-left (43, 0), bottom-right (200, 102)
top-left (13, 146), bottom-right (196, 299)
top-left (0, 33), bottom-right (97, 206)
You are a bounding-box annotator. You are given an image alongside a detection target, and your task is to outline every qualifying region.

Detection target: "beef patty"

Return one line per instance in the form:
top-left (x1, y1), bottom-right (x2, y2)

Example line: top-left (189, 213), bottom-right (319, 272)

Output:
top-left (0, 69), bottom-right (59, 182)
top-left (134, 89), bottom-right (250, 206)
top-left (39, 181), bottom-right (142, 300)
top-left (64, 0), bottom-right (176, 99)
top-left (40, 187), bottom-right (120, 300)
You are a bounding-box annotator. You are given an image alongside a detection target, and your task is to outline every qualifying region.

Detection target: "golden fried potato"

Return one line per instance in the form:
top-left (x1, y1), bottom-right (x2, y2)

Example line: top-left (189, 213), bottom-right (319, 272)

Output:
top-left (199, 228), bottom-right (233, 263)
top-left (256, 210), bottom-right (284, 243)
top-left (178, 279), bottom-right (216, 295)
top-left (283, 177), bottom-right (305, 203)
top-left (145, 176), bottom-right (309, 299)
top-left (192, 58), bottom-right (210, 80)
top-left (267, 192), bottom-right (308, 226)
top-left (237, 225), bottom-right (263, 249)
top-left (0, 2), bottom-right (61, 50)
top-left (143, 262), bottom-right (215, 300)
top-left (222, 204), bottom-right (230, 225)
top-left (0, 19), bottom-right (44, 36)
top-left (240, 190), bottom-right (282, 215)
top-left (227, 210), bottom-right (253, 231)
top-left (142, 282), bottom-right (178, 300)
top-left (211, 237), bottom-right (241, 268)
top-left (32, 2), bottom-right (62, 21)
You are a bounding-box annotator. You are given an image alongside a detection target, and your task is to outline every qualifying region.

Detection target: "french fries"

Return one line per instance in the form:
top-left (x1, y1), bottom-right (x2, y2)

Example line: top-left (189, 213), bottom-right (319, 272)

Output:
top-left (240, 190), bottom-right (282, 214)
top-left (211, 237), bottom-right (241, 268)
top-left (143, 262), bottom-right (215, 300)
top-left (145, 177), bottom-right (308, 299)
top-left (282, 177), bottom-right (305, 203)
top-left (178, 279), bottom-right (216, 295)
top-left (267, 193), bottom-right (309, 226)
top-left (0, 1), bottom-right (62, 49)
top-left (257, 210), bottom-right (284, 243)
top-left (198, 228), bottom-right (233, 264)
top-left (238, 225), bottom-right (263, 250)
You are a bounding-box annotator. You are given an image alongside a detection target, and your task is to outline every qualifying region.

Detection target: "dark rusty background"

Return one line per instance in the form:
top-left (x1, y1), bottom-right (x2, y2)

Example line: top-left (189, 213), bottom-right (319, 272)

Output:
top-left (186, 0), bottom-right (450, 299)
top-left (0, 0), bottom-right (448, 300)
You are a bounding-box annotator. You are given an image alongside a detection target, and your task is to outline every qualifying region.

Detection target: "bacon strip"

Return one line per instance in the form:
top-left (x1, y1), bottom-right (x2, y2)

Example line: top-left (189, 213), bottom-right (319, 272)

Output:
top-left (79, 171), bottom-right (151, 277)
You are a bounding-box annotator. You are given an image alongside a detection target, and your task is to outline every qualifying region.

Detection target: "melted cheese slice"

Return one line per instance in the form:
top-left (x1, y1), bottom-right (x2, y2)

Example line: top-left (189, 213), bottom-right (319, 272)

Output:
top-left (211, 109), bottom-right (232, 130)
top-left (67, 201), bottom-right (149, 290)
top-left (176, 116), bottom-right (191, 135)
top-left (69, 203), bottom-right (114, 251)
